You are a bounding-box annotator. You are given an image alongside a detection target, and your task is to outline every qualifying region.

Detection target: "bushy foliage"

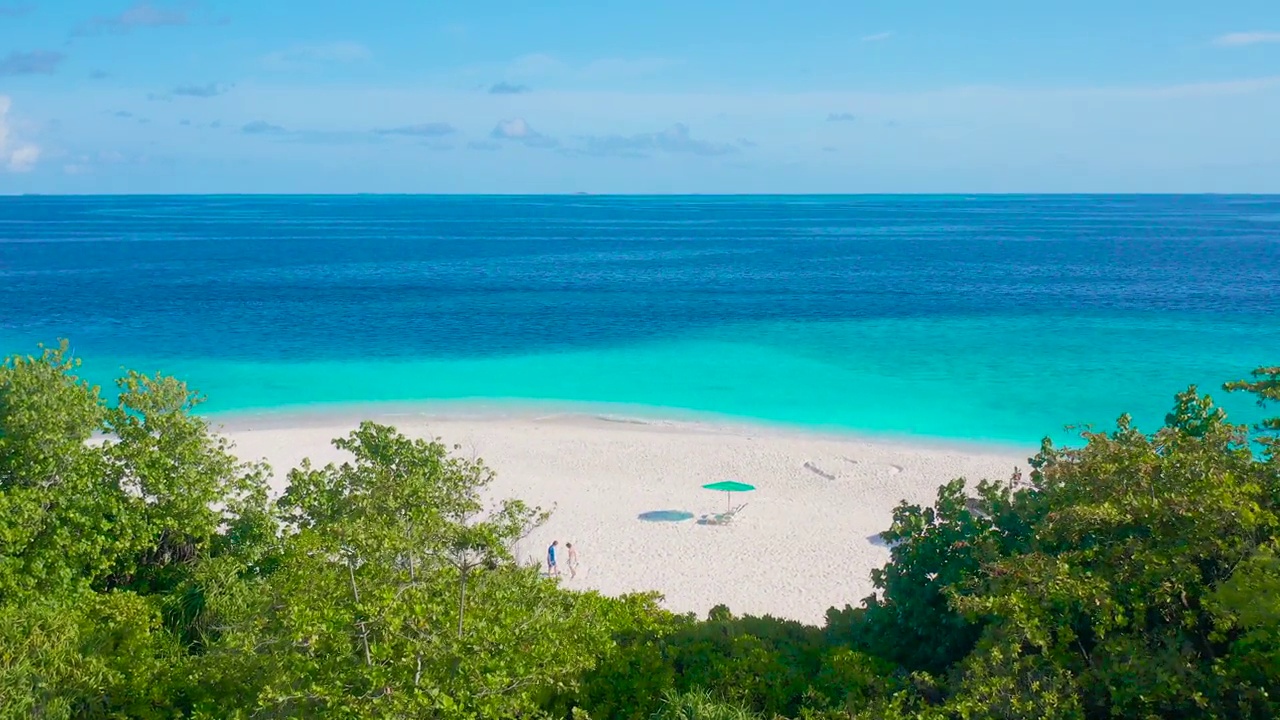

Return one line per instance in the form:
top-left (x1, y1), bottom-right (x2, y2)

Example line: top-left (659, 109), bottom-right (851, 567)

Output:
top-left (573, 606), bottom-right (839, 719)
top-left (0, 343), bottom-right (643, 718)
top-left (562, 368), bottom-right (1280, 720)
top-left (2, 340), bottom-right (1278, 719)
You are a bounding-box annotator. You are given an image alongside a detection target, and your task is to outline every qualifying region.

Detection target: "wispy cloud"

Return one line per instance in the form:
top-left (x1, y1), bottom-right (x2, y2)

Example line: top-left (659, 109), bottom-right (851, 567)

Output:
top-left (173, 82), bottom-right (227, 98)
top-left (374, 123), bottom-right (456, 137)
top-left (149, 82), bottom-right (231, 101)
top-left (0, 95), bottom-right (40, 172)
top-left (861, 31), bottom-right (893, 42)
top-left (241, 120), bottom-right (287, 135)
top-left (1083, 75), bottom-right (1280, 99)
top-left (1213, 31), bottom-right (1280, 47)
top-left (826, 112), bottom-right (856, 122)
top-left (89, 69), bottom-right (110, 80)
top-left (240, 120), bottom-right (388, 145)
top-left (0, 4), bottom-right (33, 17)
top-left (0, 50), bottom-right (66, 76)
top-left (74, 2), bottom-right (190, 36)
top-left (573, 123), bottom-right (736, 158)
top-left (113, 110), bottom-right (134, 118)
top-left (467, 140), bottom-right (501, 151)
top-left (262, 42), bottom-right (372, 70)
top-left (490, 117), bottom-right (558, 148)
top-left (488, 81), bottom-right (530, 94)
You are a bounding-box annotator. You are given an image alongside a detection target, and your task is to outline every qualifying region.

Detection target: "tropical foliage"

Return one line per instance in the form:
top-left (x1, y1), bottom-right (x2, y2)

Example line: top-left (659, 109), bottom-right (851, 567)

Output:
top-left (1, 340), bottom-right (1277, 718)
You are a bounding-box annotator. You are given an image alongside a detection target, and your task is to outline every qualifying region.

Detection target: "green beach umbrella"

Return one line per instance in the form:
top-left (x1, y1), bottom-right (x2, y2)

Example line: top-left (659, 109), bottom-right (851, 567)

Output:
top-left (702, 480), bottom-right (755, 514)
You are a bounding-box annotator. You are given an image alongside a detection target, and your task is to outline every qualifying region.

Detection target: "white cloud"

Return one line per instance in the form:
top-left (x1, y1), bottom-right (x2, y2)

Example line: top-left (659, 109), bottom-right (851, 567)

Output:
top-left (0, 95), bottom-right (40, 173)
top-left (8, 144), bottom-right (39, 171)
top-left (1213, 31), bottom-right (1280, 47)
top-left (490, 117), bottom-right (558, 147)
top-left (20, 68), bottom-right (1280, 192)
top-left (861, 32), bottom-right (893, 42)
top-left (491, 117), bottom-right (534, 139)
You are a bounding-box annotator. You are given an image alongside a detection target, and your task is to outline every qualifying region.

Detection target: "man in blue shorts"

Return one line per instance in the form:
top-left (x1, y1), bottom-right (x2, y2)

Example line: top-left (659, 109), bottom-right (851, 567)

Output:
top-left (547, 540), bottom-right (559, 577)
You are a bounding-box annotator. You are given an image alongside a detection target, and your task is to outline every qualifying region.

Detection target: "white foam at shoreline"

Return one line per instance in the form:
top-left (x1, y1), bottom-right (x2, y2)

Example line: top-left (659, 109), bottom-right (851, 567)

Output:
top-left (206, 400), bottom-right (1029, 457)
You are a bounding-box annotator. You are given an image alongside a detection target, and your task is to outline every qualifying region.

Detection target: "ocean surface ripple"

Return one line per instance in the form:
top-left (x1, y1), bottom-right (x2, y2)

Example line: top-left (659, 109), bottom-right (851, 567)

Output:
top-left (3, 194), bottom-right (1278, 445)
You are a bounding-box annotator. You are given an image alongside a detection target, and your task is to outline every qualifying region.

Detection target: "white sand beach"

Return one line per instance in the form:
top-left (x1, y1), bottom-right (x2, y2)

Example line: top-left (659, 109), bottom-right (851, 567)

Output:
top-left (220, 409), bottom-right (1031, 625)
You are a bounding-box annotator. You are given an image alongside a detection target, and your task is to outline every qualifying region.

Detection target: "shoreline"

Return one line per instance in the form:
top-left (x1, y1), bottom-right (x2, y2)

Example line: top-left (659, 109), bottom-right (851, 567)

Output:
top-left (202, 398), bottom-right (1040, 460)
top-left (214, 400), bottom-right (1033, 623)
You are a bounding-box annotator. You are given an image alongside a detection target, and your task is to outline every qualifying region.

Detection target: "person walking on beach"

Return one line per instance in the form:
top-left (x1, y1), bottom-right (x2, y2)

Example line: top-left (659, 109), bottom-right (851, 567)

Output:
top-left (547, 540), bottom-right (559, 577)
top-left (566, 542), bottom-right (579, 579)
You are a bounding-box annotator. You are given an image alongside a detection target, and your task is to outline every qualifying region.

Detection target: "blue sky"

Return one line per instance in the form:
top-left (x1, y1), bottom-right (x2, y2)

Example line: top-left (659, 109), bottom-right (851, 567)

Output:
top-left (1, 1), bottom-right (1279, 193)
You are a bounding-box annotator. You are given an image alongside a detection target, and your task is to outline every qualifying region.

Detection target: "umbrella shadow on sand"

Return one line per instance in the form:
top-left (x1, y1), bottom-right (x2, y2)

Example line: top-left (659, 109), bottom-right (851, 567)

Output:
top-left (637, 510), bottom-right (696, 522)
top-left (634, 482), bottom-right (756, 525)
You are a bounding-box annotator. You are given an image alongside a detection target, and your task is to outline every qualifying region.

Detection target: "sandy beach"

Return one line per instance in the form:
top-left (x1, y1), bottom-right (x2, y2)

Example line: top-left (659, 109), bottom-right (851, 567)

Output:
top-left (219, 408), bottom-right (1031, 625)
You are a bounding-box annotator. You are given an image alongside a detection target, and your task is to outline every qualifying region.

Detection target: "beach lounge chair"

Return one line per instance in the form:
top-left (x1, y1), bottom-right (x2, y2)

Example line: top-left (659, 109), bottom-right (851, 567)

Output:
top-left (699, 503), bottom-right (747, 526)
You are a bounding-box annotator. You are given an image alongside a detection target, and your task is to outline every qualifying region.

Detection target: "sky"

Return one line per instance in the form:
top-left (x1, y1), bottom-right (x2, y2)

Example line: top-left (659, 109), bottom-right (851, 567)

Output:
top-left (1, 1), bottom-right (1279, 193)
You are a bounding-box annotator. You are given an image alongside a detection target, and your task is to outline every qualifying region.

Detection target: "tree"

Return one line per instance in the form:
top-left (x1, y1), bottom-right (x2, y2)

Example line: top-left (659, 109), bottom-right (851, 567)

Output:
top-left (0, 593), bottom-right (178, 720)
top-left (5, 342), bottom-right (1280, 718)
top-left (888, 384), bottom-right (1280, 719)
top-left (1225, 365), bottom-right (1280, 459)
top-left (192, 422), bottom-right (622, 718)
top-left (826, 471), bottom-right (1036, 675)
top-left (0, 341), bottom-right (112, 598)
top-left (0, 342), bottom-right (273, 716)
top-left (820, 374), bottom-right (1280, 720)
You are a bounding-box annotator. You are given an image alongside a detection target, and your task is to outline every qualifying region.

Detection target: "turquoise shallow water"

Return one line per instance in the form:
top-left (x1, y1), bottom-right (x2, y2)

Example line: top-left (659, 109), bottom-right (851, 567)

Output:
top-left (2, 195), bottom-right (1279, 446)
top-left (54, 313), bottom-right (1280, 447)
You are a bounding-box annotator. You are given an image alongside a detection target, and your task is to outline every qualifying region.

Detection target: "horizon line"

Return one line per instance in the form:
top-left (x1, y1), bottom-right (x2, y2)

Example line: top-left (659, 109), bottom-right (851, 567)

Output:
top-left (5, 192), bottom-right (1280, 198)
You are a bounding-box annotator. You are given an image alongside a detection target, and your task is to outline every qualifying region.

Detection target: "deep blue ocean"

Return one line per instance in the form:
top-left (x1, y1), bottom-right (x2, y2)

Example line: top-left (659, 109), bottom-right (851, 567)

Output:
top-left (2, 194), bottom-right (1278, 446)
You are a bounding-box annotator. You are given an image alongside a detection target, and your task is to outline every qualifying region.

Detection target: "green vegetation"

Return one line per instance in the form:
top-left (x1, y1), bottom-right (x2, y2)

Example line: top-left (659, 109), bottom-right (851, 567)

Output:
top-left (1, 341), bottom-right (1277, 719)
